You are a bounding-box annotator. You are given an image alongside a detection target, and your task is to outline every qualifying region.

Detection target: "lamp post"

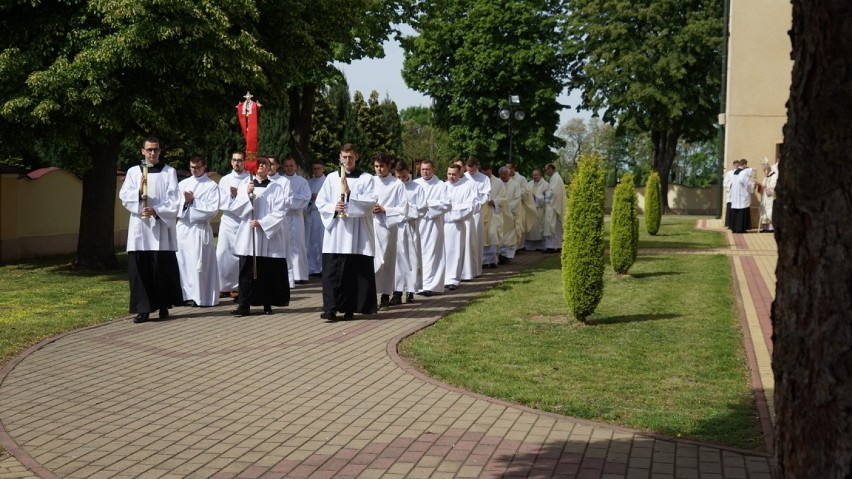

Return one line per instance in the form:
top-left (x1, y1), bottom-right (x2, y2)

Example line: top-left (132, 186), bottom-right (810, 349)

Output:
top-left (498, 95), bottom-right (525, 165)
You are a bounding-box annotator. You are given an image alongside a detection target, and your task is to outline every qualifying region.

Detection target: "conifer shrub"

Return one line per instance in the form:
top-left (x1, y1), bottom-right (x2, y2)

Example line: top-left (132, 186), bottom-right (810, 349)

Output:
top-left (561, 154), bottom-right (606, 322)
top-left (645, 171), bottom-right (662, 235)
top-left (610, 173), bottom-right (639, 274)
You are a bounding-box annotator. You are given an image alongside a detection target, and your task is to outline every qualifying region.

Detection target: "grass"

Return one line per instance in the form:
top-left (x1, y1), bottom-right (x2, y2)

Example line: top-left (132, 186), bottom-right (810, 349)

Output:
top-left (0, 254), bottom-right (129, 366)
top-left (400, 216), bottom-right (763, 450)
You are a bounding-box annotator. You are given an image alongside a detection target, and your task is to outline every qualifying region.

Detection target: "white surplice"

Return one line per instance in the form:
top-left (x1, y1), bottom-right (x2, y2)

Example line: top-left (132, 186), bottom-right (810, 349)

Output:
top-left (463, 170), bottom-right (490, 278)
top-left (395, 178), bottom-right (427, 293)
top-left (216, 169), bottom-right (248, 292)
top-left (414, 175), bottom-right (451, 293)
top-left (279, 173), bottom-right (311, 285)
top-left (443, 178), bottom-right (476, 287)
top-left (232, 178), bottom-right (292, 258)
top-left (119, 164), bottom-right (180, 251)
top-left (544, 171), bottom-right (566, 250)
top-left (372, 174), bottom-right (408, 295)
top-left (525, 178), bottom-right (550, 249)
top-left (176, 174), bottom-right (220, 306)
top-left (316, 170), bottom-right (377, 256)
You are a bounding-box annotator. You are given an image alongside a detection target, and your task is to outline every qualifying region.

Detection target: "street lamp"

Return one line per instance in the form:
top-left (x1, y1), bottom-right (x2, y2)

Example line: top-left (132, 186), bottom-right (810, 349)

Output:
top-left (498, 95), bottom-right (525, 165)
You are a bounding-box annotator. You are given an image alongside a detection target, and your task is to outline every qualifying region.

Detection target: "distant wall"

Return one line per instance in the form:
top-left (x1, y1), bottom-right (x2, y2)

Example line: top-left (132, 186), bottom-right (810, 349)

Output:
top-left (605, 184), bottom-right (722, 216)
top-left (1, 168), bottom-right (221, 262)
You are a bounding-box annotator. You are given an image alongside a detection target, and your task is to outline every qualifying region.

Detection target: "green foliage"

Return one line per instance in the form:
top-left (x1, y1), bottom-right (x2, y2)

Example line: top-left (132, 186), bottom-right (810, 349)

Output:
top-left (259, 107), bottom-right (291, 161)
top-left (645, 171), bottom-right (662, 235)
top-left (610, 173), bottom-right (639, 274)
top-left (562, 154), bottom-right (606, 321)
top-left (562, 0), bottom-right (723, 203)
top-left (399, 105), bottom-right (455, 170)
top-left (402, 0), bottom-right (568, 169)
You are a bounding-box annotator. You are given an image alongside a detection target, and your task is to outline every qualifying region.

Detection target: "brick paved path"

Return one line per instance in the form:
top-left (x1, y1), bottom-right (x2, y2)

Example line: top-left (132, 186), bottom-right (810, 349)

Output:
top-left (1, 222), bottom-right (776, 479)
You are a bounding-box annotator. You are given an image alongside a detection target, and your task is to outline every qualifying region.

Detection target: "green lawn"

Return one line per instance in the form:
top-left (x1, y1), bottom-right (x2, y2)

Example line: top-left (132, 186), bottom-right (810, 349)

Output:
top-left (0, 254), bottom-right (129, 366)
top-left (400, 216), bottom-right (763, 450)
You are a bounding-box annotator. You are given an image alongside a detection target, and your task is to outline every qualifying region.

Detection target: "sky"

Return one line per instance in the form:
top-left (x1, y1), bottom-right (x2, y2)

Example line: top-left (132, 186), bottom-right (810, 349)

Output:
top-left (335, 30), bottom-right (590, 135)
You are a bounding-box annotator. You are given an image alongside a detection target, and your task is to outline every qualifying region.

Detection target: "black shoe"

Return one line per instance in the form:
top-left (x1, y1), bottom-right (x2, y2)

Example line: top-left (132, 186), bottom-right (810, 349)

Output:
top-left (446, 284), bottom-right (458, 291)
top-left (133, 313), bottom-right (149, 324)
top-left (418, 290), bottom-right (434, 297)
top-left (389, 292), bottom-right (402, 306)
top-left (231, 306), bottom-right (250, 316)
top-left (498, 255), bottom-right (508, 265)
top-left (159, 308), bottom-right (170, 319)
top-left (320, 311), bottom-right (338, 321)
top-left (379, 294), bottom-right (390, 309)
top-left (295, 280), bottom-right (308, 285)
top-left (406, 293), bottom-right (415, 303)
top-left (184, 300), bottom-right (198, 307)
top-left (263, 305), bottom-right (272, 315)
top-left (343, 312), bottom-right (354, 320)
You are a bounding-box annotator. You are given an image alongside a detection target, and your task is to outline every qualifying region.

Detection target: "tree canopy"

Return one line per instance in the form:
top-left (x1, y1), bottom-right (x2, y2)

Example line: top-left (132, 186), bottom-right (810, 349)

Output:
top-left (562, 0), bottom-right (723, 209)
top-left (401, 0), bottom-right (569, 172)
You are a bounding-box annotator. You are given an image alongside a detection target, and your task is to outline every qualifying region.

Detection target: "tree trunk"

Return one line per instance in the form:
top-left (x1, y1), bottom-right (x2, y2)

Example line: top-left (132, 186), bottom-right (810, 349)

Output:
top-left (773, 1), bottom-right (852, 476)
top-left (288, 83), bottom-right (317, 169)
top-left (74, 134), bottom-right (121, 270)
top-left (650, 123), bottom-right (682, 214)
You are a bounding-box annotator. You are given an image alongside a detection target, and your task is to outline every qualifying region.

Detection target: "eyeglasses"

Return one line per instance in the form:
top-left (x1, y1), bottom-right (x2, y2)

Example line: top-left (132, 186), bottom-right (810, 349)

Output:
top-left (144, 148), bottom-right (160, 153)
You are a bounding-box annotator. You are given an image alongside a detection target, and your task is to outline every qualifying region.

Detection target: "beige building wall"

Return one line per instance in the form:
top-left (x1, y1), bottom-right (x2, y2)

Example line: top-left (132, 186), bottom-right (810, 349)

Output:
top-left (724, 0), bottom-right (791, 182)
top-left (1, 169), bottom-right (222, 262)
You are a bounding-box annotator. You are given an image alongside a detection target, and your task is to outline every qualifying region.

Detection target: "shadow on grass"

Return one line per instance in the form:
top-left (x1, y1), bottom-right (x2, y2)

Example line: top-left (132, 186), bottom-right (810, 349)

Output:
top-left (589, 312), bottom-right (680, 326)
top-left (2, 253), bottom-right (128, 282)
top-left (629, 271), bottom-right (683, 279)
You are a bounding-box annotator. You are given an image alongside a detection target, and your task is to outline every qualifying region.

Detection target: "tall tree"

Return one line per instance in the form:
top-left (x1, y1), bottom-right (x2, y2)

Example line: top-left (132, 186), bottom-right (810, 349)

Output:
top-left (562, 0), bottom-right (722, 212)
top-left (773, 0), bottom-right (852, 476)
top-left (1, 0), bottom-right (407, 269)
top-left (402, 0), bottom-right (568, 170)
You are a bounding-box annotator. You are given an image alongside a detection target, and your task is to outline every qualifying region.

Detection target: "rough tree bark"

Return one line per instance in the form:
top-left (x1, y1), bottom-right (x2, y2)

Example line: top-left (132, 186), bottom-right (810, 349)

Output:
top-left (773, 0), bottom-right (852, 476)
top-left (74, 134), bottom-right (122, 270)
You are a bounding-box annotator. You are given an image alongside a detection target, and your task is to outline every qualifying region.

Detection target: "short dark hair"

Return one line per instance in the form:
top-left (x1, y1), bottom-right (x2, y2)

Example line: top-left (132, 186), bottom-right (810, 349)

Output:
top-left (142, 136), bottom-right (160, 147)
top-left (189, 155), bottom-right (206, 166)
top-left (448, 164), bottom-right (462, 173)
top-left (371, 153), bottom-right (395, 166)
top-left (465, 156), bottom-right (479, 167)
top-left (341, 143), bottom-right (359, 155)
top-left (394, 160), bottom-right (410, 174)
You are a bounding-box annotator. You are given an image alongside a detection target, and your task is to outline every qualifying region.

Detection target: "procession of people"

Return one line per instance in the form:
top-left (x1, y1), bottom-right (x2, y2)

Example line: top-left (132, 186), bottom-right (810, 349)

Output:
top-left (122, 138), bottom-right (568, 323)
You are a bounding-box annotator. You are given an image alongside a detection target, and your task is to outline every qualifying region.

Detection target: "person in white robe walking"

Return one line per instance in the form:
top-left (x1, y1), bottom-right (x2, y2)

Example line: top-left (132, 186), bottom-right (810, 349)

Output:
top-left (119, 137), bottom-right (183, 323)
top-left (371, 154), bottom-right (408, 308)
top-left (280, 156), bottom-right (311, 285)
top-left (414, 160), bottom-right (451, 296)
top-left (544, 163), bottom-right (566, 252)
top-left (498, 167), bottom-right (523, 263)
top-left (393, 160), bottom-right (427, 303)
top-left (216, 152), bottom-right (248, 298)
top-left (231, 157), bottom-right (293, 316)
top-left (315, 144), bottom-right (379, 321)
top-left (525, 169), bottom-right (550, 251)
top-left (443, 164), bottom-right (476, 290)
top-left (305, 161), bottom-right (326, 276)
top-left (463, 156), bottom-right (490, 279)
top-left (176, 155), bottom-right (220, 307)
top-left (729, 159), bottom-right (755, 233)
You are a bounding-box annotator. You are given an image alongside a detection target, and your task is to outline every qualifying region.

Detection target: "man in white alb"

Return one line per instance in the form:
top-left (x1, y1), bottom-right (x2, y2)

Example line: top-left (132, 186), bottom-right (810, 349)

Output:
top-left (443, 164), bottom-right (476, 290)
top-left (414, 160), bottom-right (451, 296)
top-left (305, 161), bottom-right (326, 276)
top-left (280, 156), bottom-right (311, 285)
top-left (217, 151), bottom-right (248, 299)
top-left (176, 155), bottom-right (220, 307)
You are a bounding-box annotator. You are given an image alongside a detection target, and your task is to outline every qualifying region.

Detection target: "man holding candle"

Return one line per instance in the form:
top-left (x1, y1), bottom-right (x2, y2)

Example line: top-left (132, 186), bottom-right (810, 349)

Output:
top-left (119, 137), bottom-right (183, 323)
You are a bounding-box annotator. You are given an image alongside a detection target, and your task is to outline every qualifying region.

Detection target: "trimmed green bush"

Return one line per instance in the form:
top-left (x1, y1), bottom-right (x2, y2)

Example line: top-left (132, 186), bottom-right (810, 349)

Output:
top-left (561, 154), bottom-right (606, 322)
top-left (610, 173), bottom-right (639, 274)
top-left (644, 171), bottom-right (662, 235)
